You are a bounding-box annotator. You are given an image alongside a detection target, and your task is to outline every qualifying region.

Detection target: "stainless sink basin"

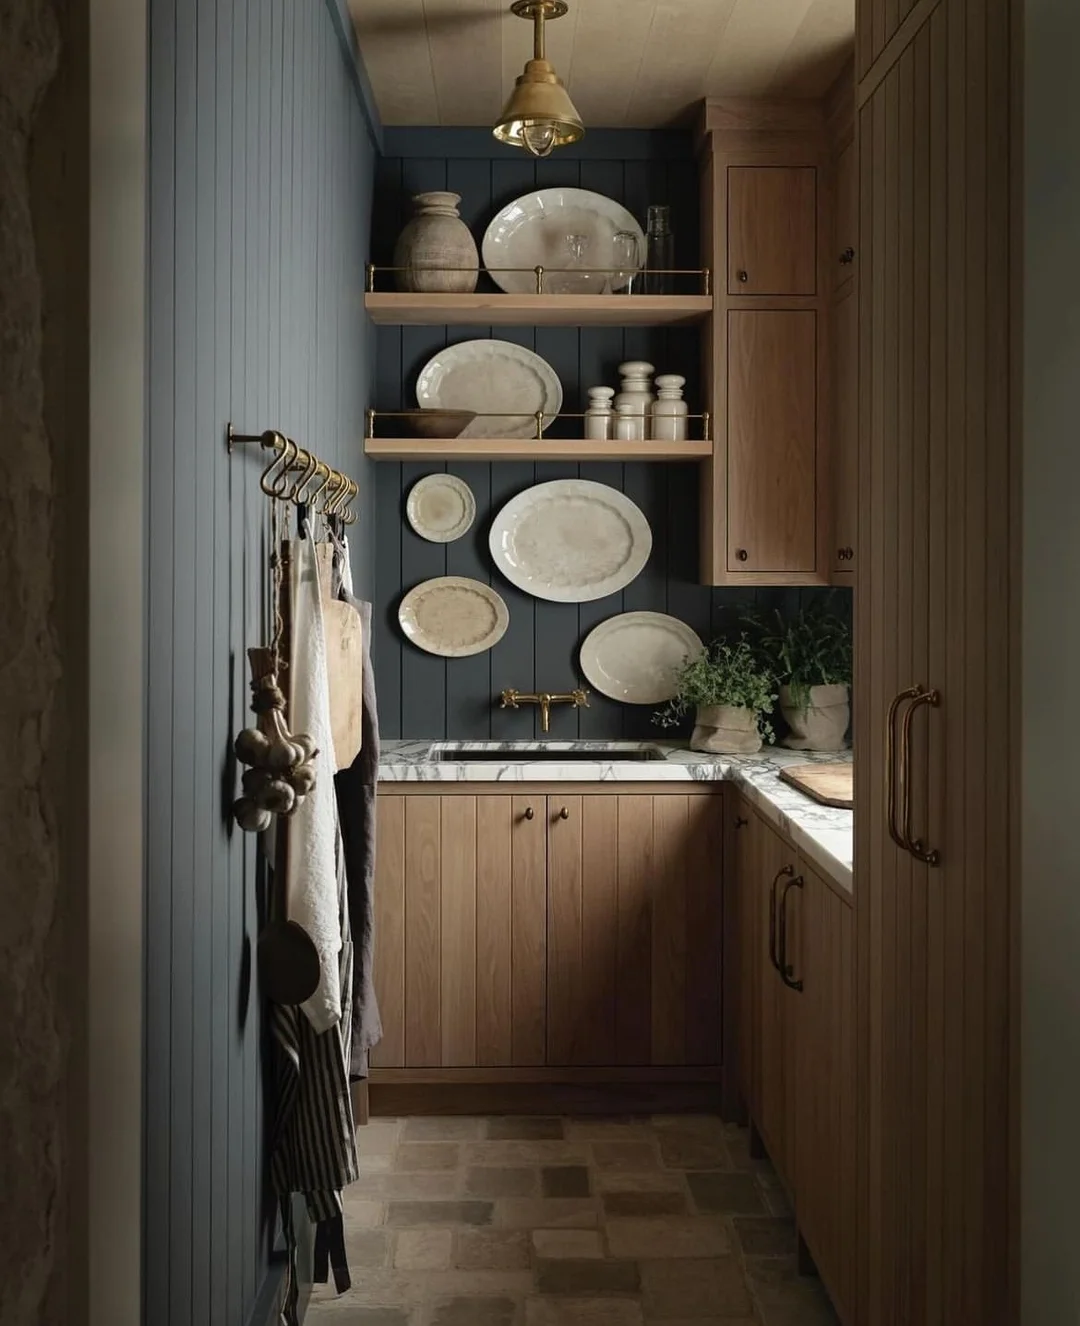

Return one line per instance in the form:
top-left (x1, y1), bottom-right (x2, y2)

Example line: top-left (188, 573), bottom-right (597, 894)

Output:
top-left (427, 744), bottom-right (666, 763)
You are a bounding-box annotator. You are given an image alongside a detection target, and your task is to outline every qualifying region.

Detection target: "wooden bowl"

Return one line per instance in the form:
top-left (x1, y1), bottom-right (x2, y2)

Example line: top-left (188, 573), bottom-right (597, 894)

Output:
top-left (400, 409), bottom-right (477, 439)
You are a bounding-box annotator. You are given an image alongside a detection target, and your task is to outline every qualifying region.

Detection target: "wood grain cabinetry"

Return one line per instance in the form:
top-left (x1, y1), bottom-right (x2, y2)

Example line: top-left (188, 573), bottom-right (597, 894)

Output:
top-left (854, 1), bottom-right (1016, 1321)
top-left (832, 286), bottom-right (858, 578)
top-left (727, 166), bottom-right (818, 295)
top-left (698, 101), bottom-right (831, 587)
top-left (835, 139), bottom-right (858, 289)
top-left (372, 786), bottom-right (724, 1085)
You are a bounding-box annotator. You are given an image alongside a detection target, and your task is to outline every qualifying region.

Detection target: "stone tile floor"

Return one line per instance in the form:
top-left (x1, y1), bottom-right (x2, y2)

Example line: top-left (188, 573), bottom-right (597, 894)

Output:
top-left (307, 1115), bottom-right (840, 1326)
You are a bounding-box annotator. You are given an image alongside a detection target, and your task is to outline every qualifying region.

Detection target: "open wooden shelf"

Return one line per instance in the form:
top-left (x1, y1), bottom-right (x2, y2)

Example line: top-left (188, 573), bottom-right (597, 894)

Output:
top-left (363, 437), bottom-right (714, 462)
top-left (364, 292), bottom-right (713, 327)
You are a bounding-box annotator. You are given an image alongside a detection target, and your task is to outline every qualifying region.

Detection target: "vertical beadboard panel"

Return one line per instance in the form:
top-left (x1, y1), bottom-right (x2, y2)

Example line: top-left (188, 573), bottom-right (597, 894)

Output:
top-left (144, 1), bottom-right (378, 1323)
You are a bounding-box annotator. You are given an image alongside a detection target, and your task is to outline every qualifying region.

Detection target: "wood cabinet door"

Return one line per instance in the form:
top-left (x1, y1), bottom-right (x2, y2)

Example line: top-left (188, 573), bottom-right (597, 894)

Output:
top-left (753, 815), bottom-right (797, 1183)
top-left (728, 310), bottom-right (818, 574)
top-left (370, 793), bottom-right (547, 1069)
top-left (546, 793), bottom-right (722, 1069)
top-left (835, 139), bottom-right (858, 290)
top-left (731, 797), bottom-right (758, 1117)
top-left (795, 863), bottom-right (856, 1326)
top-left (728, 166), bottom-right (817, 295)
top-left (855, 1), bottom-right (1014, 1321)
top-left (832, 285), bottom-right (858, 578)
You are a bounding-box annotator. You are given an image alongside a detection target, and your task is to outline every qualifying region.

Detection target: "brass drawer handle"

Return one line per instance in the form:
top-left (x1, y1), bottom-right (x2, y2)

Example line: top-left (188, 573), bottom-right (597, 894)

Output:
top-left (886, 686), bottom-right (921, 851)
top-left (768, 864), bottom-right (794, 973)
top-left (900, 687), bottom-right (941, 866)
top-left (558, 806), bottom-right (570, 820)
top-left (523, 806), bottom-right (535, 820)
top-left (778, 874), bottom-right (805, 992)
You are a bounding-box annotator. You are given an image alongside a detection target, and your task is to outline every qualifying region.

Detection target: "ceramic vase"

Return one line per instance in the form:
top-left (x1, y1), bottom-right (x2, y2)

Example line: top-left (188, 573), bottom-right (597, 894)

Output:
top-left (393, 192), bottom-right (478, 293)
top-left (779, 683), bottom-right (850, 751)
top-left (690, 704), bottom-right (763, 755)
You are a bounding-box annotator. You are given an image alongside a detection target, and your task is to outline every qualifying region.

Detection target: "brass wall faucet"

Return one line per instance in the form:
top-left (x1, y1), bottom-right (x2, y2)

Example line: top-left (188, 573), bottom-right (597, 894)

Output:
top-left (499, 687), bottom-right (590, 733)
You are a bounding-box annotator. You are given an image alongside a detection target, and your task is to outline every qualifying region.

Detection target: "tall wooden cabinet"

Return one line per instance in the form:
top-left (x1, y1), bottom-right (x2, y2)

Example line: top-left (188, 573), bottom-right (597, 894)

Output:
top-left (854, 0), bottom-right (1016, 1321)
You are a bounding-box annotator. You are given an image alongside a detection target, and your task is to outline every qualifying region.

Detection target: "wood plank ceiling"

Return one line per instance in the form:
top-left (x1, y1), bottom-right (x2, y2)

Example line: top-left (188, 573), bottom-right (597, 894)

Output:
top-left (348, 0), bottom-right (855, 128)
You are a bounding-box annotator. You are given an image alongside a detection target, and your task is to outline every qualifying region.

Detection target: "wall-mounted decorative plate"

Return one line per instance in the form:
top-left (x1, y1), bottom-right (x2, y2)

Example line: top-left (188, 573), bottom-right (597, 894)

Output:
top-left (489, 479), bottom-right (652, 603)
top-left (398, 576), bottom-right (509, 657)
top-left (580, 611), bottom-right (705, 705)
top-left (415, 339), bottom-right (562, 440)
top-left (482, 188), bottom-right (646, 295)
top-left (406, 473), bottom-right (476, 543)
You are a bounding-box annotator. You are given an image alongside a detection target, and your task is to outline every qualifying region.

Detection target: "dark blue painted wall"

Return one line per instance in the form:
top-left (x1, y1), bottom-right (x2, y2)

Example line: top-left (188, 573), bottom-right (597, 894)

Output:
top-left (144, 3), bottom-right (378, 1323)
top-left (371, 129), bottom-right (839, 741)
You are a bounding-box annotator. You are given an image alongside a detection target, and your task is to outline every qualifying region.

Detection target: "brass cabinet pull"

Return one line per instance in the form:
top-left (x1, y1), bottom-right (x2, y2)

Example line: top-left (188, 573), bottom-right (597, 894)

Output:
top-left (886, 686), bottom-right (921, 851)
top-left (778, 874), bottom-right (805, 992)
top-left (900, 687), bottom-right (942, 866)
top-left (558, 806), bottom-right (570, 820)
top-left (523, 806), bottom-right (535, 820)
top-left (737, 269), bottom-right (749, 282)
top-left (768, 864), bottom-right (794, 973)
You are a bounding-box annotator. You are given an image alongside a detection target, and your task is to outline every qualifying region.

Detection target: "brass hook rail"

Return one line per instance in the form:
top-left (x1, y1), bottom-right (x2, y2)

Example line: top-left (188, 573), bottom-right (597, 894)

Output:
top-left (226, 423), bottom-right (359, 525)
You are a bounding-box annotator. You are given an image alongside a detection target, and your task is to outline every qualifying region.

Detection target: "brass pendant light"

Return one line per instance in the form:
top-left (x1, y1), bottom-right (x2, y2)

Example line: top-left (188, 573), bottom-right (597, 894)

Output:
top-left (493, 0), bottom-right (584, 158)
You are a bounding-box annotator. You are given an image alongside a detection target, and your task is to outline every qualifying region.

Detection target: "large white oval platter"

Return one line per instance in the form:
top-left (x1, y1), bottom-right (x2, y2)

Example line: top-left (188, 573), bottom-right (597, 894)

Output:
top-left (580, 611), bottom-right (705, 705)
top-left (489, 480), bottom-right (652, 604)
top-left (406, 473), bottom-right (476, 543)
top-left (482, 188), bottom-right (646, 295)
top-left (398, 576), bottom-right (509, 657)
top-left (415, 339), bottom-right (562, 440)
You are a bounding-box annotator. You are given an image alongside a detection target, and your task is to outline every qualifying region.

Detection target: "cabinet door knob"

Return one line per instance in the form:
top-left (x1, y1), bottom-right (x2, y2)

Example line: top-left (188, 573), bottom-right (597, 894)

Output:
top-left (735, 548), bottom-right (748, 562)
top-left (735, 815), bottom-right (748, 829)
top-left (845, 546), bottom-right (855, 560)
top-left (523, 806), bottom-right (535, 820)
top-left (837, 548), bottom-right (846, 561)
top-left (840, 247), bottom-right (856, 265)
top-left (736, 269), bottom-right (749, 283)
top-left (558, 806), bottom-right (570, 820)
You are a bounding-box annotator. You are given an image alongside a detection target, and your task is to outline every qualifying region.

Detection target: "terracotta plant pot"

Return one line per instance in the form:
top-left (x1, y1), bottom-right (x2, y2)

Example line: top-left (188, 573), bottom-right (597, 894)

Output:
top-left (780, 683), bottom-right (850, 751)
top-left (690, 704), bottom-right (763, 755)
top-left (393, 191), bottom-right (479, 293)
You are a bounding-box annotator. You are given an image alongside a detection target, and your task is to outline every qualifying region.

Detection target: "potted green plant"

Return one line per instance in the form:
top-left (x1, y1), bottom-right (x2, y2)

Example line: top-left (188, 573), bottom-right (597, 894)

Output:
top-left (654, 637), bottom-right (777, 754)
top-left (755, 598), bottom-right (853, 751)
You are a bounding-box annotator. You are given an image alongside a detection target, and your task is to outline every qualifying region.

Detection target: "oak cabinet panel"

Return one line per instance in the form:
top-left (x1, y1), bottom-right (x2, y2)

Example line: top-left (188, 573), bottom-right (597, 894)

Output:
top-left (727, 311), bottom-right (818, 575)
top-left (832, 286), bottom-right (859, 577)
top-left (728, 166), bottom-right (818, 295)
top-left (835, 139), bottom-right (858, 289)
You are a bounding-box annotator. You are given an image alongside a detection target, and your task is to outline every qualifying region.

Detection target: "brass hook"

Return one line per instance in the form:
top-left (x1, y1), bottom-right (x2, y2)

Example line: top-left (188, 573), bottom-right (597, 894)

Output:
top-left (269, 433), bottom-right (298, 498)
top-left (340, 476), bottom-right (359, 526)
top-left (259, 431), bottom-right (291, 497)
top-left (306, 461), bottom-right (333, 512)
top-left (285, 446), bottom-right (318, 505)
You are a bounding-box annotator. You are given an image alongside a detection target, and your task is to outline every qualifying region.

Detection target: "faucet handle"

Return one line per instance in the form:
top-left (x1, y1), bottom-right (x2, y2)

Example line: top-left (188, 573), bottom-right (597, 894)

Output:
top-left (572, 687), bottom-right (590, 709)
top-left (500, 688), bottom-right (520, 709)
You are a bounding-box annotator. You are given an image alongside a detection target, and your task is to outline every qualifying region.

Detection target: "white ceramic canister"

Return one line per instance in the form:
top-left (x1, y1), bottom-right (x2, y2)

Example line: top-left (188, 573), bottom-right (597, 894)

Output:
top-left (650, 373), bottom-right (688, 440)
top-left (614, 360), bottom-right (654, 442)
top-left (393, 191), bottom-right (479, 293)
top-left (614, 401), bottom-right (642, 442)
top-left (584, 386), bottom-right (615, 440)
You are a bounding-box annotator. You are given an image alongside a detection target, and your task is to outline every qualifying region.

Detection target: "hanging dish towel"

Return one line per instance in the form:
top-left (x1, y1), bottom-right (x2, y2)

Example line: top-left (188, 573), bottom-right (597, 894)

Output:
top-left (286, 528), bottom-right (341, 1032)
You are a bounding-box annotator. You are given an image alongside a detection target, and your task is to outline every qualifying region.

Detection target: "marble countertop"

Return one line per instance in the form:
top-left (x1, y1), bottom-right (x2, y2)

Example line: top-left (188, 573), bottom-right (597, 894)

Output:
top-left (379, 740), bottom-right (853, 893)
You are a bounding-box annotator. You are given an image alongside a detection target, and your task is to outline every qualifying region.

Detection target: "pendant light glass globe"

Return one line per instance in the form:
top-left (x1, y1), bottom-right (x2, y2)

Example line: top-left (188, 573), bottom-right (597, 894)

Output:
top-left (493, 0), bottom-right (584, 158)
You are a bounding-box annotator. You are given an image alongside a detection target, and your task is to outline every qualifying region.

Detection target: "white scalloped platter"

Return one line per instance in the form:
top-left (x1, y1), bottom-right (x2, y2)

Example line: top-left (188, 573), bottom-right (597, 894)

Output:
top-left (398, 577), bottom-right (509, 658)
top-left (489, 479), bottom-right (652, 604)
top-left (482, 188), bottom-right (646, 295)
top-left (415, 339), bottom-right (562, 440)
top-left (580, 611), bottom-right (705, 705)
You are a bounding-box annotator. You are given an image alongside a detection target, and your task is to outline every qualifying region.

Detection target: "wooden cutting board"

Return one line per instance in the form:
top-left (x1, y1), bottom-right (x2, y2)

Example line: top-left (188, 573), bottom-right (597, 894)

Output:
top-left (316, 543), bottom-right (364, 772)
top-left (778, 762), bottom-right (854, 809)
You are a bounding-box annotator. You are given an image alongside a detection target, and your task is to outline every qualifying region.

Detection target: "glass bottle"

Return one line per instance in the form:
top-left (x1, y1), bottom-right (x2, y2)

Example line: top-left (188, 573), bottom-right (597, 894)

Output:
top-left (644, 205), bottom-right (674, 294)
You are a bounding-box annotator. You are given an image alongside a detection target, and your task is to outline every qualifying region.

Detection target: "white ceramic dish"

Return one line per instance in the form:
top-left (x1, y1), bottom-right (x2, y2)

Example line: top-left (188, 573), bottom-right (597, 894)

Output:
top-left (580, 612), bottom-right (705, 705)
top-left (406, 473), bottom-right (476, 544)
top-left (415, 339), bottom-right (563, 440)
top-left (398, 576), bottom-right (509, 658)
top-left (489, 479), bottom-right (652, 603)
top-left (482, 188), bottom-right (646, 295)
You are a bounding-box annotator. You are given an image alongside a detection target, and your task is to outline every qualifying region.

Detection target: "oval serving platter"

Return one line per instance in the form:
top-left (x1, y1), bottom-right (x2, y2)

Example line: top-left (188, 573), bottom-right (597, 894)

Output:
top-left (415, 339), bottom-right (562, 440)
top-left (398, 576), bottom-right (509, 658)
top-left (580, 611), bottom-right (705, 705)
top-left (406, 473), bottom-right (476, 544)
top-left (489, 479), bottom-right (652, 604)
top-left (482, 187), bottom-right (646, 295)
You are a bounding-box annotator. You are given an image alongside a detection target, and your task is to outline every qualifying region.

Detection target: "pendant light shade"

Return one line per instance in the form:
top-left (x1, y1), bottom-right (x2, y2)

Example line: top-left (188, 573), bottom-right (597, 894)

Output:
top-left (493, 0), bottom-right (584, 158)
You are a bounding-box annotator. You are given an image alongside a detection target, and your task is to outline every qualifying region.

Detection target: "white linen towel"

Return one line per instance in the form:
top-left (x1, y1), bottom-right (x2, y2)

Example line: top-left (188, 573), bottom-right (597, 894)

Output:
top-left (286, 527), bottom-right (342, 1032)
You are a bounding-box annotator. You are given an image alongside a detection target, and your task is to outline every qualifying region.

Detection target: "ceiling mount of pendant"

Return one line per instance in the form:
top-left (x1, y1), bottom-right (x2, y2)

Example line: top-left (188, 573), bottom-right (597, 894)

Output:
top-left (493, 0), bottom-right (584, 159)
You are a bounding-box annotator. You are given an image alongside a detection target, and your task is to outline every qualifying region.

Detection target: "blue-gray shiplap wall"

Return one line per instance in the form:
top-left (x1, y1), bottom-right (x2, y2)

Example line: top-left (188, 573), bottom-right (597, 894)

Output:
top-left (372, 129), bottom-right (839, 741)
top-left (144, 3), bottom-right (378, 1324)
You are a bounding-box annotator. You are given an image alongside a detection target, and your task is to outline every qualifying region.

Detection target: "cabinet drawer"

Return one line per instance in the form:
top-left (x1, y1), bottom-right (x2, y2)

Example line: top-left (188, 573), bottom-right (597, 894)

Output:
top-left (728, 167), bottom-right (817, 296)
top-left (727, 310), bottom-right (818, 574)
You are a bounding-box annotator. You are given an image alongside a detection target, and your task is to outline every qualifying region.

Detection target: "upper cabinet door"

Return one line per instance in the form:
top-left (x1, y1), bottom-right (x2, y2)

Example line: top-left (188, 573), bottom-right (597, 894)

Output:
top-left (728, 310), bottom-right (818, 574)
top-left (835, 140), bottom-right (858, 289)
top-left (728, 167), bottom-right (817, 296)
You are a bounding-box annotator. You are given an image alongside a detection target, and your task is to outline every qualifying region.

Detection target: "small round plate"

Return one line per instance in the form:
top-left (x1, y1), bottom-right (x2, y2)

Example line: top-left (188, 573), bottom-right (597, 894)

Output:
top-left (580, 611), bottom-right (705, 704)
top-left (399, 576), bottom-right (510, 657)
top-left (407, 473), bottom-right (476, 543)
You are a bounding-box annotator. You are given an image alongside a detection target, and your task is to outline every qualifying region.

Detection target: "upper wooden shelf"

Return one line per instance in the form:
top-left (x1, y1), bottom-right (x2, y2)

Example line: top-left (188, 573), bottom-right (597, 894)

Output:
top-left (364, 293), bottom-right (714, 328)
top-left (364, 437), bottom-right (714, 462)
